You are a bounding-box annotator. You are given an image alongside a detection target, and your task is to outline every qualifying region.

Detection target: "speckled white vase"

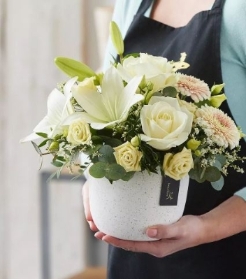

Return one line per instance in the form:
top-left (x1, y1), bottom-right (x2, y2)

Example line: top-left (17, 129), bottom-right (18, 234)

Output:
top-left (89, 172), bottom-right (189, 241)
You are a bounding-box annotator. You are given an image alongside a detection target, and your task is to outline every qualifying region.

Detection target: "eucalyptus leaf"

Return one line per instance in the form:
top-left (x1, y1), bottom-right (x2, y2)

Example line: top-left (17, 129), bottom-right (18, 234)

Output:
top-left (204, 167), bottom-right (221, 182)
top-left (54, 57), bottom-right (96, 81)
top-left (215, 155), bottom-right (227, 166)
top-left (213, 160), bottom-right (222, 171)
top-left (189, 168), bottom-right (206, 183)
top-left (105, 163), bottom-right (126, 181)
top-left (101, 136), bottom-right (122, 147)
top-left (121, 171), bottom-right (135, 181)
top-left (89, 162), bottom-right (107, 178)
top-left (98, 145), bottom-right (116, 164)
top-left (161, 87), bottom-right (178, 97)
top-left (211, 176), bottom-right (224, 191)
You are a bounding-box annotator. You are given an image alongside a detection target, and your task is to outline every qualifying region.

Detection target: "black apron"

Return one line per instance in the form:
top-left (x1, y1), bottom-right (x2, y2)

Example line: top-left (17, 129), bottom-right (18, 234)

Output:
top-left (107, 0), bottom-right (246, 278)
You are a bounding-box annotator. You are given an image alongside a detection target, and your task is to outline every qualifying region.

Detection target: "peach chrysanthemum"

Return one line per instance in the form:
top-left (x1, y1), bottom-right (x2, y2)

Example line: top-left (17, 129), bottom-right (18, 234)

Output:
top-left (195, 105), bottom-right (240, 149)
top-left (177, 74), bottom-right (211, 102)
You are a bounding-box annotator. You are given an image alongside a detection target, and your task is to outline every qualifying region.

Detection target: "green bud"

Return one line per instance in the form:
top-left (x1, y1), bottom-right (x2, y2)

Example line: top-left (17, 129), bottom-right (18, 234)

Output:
top-left (210, 94), bottom-right (227, 108)
top-left (211, 83), bottom-right (225, 95)
top-left (110, 21), bottom-right (124, 55)
top-left (63, 128), bottom-right (68, 138)
top-left (187, 139), bottom-right (201, 151)
top-left (54, 57), bottom-right (96, 81)
top-left (49, 141), bottom-right (60, 152)
top-left (131, 136), bottom-right (140, 147)
top-left (194, 150), bottom-right (201, 157)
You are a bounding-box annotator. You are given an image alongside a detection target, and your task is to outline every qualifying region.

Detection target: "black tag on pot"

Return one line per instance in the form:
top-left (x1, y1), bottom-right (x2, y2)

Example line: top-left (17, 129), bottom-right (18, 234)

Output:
top-left (159, 176), bottom-right (180, 206)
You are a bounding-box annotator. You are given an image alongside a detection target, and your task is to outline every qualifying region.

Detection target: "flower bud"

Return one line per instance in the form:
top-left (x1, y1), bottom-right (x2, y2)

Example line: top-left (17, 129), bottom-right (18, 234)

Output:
top-left (210, 94), bottom-right (227, 108)
top-left (194, 150), bottom-right (201, 157)
top-left (49, 141), bottom-right (60, 152)
top-left (186, 139), bottom-right (201, 151)
top-left (211, 83), bottom-right (225, 95)
top-left (131, 136), bottom-right (140, 147)
top-left (110, 21), bottom-right (124, 55)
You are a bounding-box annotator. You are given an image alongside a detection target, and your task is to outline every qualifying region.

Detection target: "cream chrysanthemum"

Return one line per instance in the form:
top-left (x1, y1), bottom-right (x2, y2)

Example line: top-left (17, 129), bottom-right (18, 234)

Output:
top-left (195, 105), bottom-right (240, 149)
top-left (177, 74), bottom-right (211, 102)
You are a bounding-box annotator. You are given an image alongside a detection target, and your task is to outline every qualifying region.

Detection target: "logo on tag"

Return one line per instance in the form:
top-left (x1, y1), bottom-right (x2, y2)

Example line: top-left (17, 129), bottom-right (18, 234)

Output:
top-left (159, 176), bottom-right (180, 206)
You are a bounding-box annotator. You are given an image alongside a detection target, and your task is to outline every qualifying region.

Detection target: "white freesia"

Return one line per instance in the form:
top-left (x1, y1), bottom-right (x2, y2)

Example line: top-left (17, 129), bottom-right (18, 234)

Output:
top-left (117, 53), bottom-right (178, 92)
top-left (140, 96), bottom-right (193, 150)
top-left (20, 77), bottom-right (77, 142)
top-left (69, 66), bottom-right (143, 130)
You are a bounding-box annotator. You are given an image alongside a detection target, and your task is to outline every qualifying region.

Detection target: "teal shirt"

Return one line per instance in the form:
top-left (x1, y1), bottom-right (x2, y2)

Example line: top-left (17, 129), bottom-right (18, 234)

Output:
top-left (104, 0), bottom-right (246, 200)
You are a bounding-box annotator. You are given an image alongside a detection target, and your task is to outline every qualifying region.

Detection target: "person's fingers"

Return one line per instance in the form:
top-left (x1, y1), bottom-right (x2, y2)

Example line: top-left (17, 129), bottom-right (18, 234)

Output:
top-left (82, 181), bottom-right (98, 231)
top-left (82, 181), bottom-right (93, 222)
top-left (146, 222), bottom-right (184, 239)
top-left (94, 231), bottom-right (106, 240)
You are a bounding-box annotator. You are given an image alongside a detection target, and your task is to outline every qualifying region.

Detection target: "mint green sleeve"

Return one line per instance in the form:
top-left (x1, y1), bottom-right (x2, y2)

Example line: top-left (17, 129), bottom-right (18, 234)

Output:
top-left (221, 0), bottom-right (246, 200)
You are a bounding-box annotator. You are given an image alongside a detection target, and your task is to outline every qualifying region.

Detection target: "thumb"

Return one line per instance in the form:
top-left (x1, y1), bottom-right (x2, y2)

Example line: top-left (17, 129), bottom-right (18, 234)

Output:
top-left (146, 220), bottom-right (184, 239)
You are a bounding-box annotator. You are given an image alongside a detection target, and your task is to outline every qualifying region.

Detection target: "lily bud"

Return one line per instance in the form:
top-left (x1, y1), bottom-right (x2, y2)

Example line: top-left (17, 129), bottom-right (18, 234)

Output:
top-left (187, 139), bottom-right (201, 151)
top-left (211, 83), bottom-right (225, 95)
top-left (54, 57), bottom-right (96, 81)
top-left (131, 136), bottom-right (140, 147)
top-left (110, 21), bottom-right (124, 55)
top-left (49, 141), bottom-right (60, 152)
top-left (210, 94), bottom-right (227, 108)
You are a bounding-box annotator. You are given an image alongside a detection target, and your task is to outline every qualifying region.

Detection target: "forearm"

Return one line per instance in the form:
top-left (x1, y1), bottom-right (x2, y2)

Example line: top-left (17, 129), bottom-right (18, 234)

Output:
top-left (200, 196), bottom-right (246, 244)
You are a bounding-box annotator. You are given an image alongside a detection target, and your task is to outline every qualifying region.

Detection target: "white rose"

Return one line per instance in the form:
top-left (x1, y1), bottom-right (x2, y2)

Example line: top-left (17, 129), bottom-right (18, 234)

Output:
top-left (72, 77), bottom-right (97, 98)
top-left (140, 96), bottom-right (193, 150)
top-left (114, 142), bottom-right (142, 172)
top-left (67, 119), bottom-right (91, 145)
top-left (163, 147), bottom-right (194, 180)
top-left (116, 53), bottom-right (178, 92)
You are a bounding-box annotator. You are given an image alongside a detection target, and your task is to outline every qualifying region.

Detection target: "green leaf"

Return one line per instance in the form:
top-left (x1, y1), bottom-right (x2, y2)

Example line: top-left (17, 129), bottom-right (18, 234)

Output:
top-left (105, 163), bottom-right (126, 181)
top-left (98, 145), bottom-right (116, 164)
top-left (215, 155), bottom-right (227, 166)
top-left (89, 162), bottom-right (107, 178)
top-left (54, 57), bottom-right (96, 81)
top-left (31, 141), bottom-right (42, 155)
top-left (36, 132), bottom-right (48, 138)
top-left (211, 176), bottom-right (224, 191)
top-left (213, 160), bottom-right (222, 171)
top-left (101, 136), bottom-right (122, 147)
top-left (161, 87), bottom-right (178, 98)
top-left (51, 160), bottom-right (64, 168)
top-left (121, 171), bottom-right (135, 181)
top-left (38, 139), bottom-right (50, 148)
top-left (189, 168), bottom-right (206, 183)
top-left (204, 167), bottom-right (221, 182)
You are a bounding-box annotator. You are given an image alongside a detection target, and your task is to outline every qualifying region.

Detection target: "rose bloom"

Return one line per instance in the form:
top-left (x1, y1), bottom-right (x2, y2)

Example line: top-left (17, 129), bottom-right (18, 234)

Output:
top-left (163, 147), bottom-right (194, 180)
top-left (116, 53), bottom-right (178, 92)
top-left (140, 96), bottom-right (193, 150)
top-left (114, 142), bottom-right (142, 172)
top-left (67, 119), bottom-right (91, 146)
top-left (195, 105), bottom-right (240, 149)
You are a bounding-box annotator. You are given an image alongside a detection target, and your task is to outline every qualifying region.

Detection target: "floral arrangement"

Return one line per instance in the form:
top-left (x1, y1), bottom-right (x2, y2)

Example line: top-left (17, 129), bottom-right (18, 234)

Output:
top-left (21, 21), bottom-right (245, 189)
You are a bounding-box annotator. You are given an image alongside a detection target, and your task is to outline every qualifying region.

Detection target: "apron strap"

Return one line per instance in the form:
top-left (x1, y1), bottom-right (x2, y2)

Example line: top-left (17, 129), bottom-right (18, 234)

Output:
top-left (136, 0), bottom-right (154, 16)
top-left (212, 0), bottom-right (226, 9)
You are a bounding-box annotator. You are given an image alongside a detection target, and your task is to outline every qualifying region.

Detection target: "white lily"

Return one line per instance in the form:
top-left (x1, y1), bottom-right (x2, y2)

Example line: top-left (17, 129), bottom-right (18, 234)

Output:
top-left (69, 66), bottom-right (143, 130)
top-left (20, 77), bottom-right (77, 142)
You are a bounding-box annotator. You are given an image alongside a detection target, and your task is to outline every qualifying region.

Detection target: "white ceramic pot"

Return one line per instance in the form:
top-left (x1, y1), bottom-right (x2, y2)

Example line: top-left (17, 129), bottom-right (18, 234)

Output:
top-left (89, 172), bottom-right (189, 241)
